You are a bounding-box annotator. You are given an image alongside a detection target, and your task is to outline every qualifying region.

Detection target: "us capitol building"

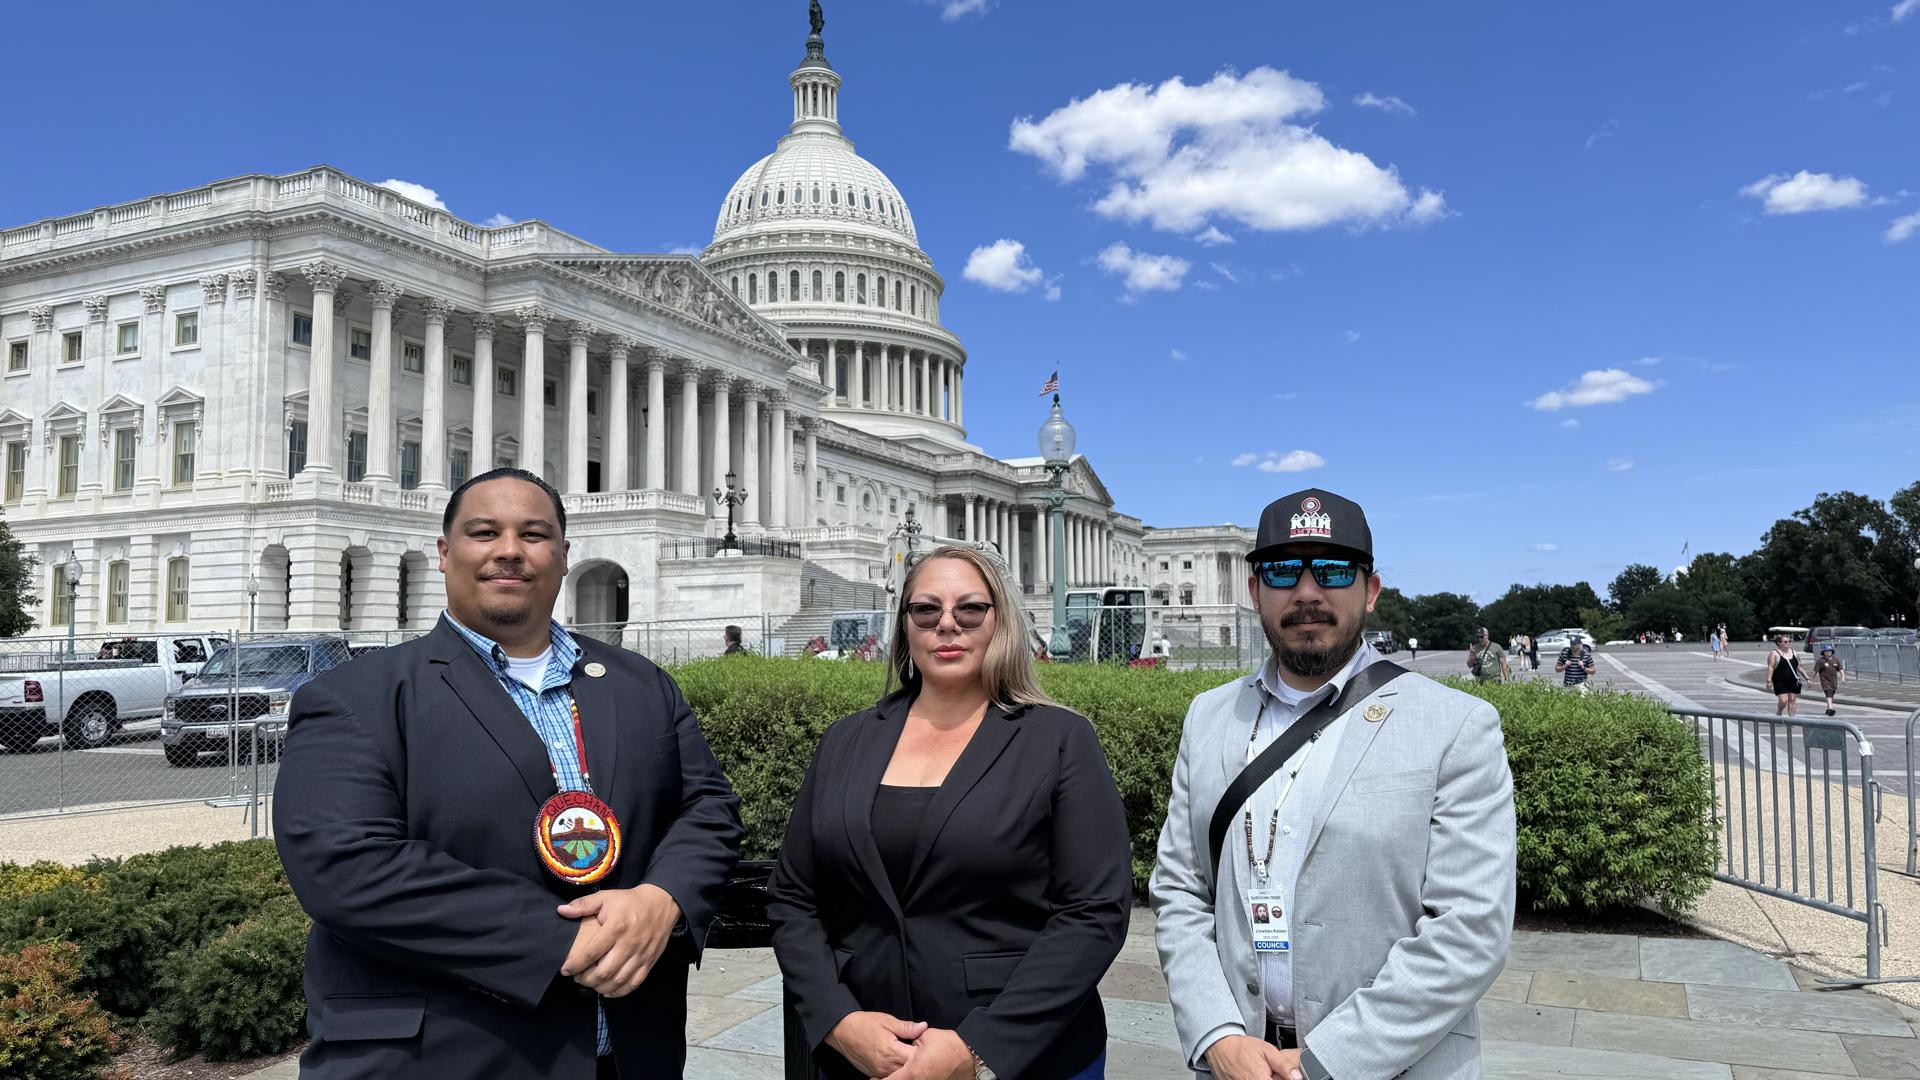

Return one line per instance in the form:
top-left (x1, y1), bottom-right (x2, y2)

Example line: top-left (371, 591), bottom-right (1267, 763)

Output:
top-left (0, 16), bottom-right (1251, 644)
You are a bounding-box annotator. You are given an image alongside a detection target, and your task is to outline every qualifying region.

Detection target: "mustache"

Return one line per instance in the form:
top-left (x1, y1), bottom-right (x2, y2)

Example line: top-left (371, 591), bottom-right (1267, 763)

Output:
top-left (1279, 607), bottom-right (1337, 628)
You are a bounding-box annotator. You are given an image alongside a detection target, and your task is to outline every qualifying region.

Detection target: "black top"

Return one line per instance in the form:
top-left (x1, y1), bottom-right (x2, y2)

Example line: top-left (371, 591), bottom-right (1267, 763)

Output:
top-left (872, 785), bottom-right (938, 900)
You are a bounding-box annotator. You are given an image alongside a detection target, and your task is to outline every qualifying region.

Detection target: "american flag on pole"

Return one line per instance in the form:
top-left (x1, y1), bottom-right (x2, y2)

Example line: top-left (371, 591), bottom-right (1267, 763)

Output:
top-left (1038, 370), bottom-right (1059, 395)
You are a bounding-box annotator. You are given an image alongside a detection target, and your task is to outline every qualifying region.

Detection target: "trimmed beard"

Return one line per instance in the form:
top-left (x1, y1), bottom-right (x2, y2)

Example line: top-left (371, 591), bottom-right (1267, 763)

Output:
top-left (1265, 610), bottom-right (1366, 679)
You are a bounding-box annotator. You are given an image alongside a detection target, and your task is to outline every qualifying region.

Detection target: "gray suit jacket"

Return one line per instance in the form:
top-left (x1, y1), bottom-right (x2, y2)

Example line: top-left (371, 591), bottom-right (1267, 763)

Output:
top-left (1150, 653), bottom-right (1516, 1080)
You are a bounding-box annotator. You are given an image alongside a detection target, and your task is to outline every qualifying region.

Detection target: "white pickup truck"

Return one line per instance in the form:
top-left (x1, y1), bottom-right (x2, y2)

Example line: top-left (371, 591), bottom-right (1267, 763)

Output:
top-left (0, 634), bottom-right (224, 751)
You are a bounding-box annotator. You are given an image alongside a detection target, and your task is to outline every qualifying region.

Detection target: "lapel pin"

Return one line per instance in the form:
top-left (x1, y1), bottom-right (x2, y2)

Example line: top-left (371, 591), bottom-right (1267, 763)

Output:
top-left (584, 662), bottom-right (607, 678)
top-left (1363, 703), bottom-right (1390, 723)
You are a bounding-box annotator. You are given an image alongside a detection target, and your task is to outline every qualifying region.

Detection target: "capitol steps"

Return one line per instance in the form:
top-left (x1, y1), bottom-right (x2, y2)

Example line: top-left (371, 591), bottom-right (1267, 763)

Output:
top-left (770, 562), bottom-right (890, 653)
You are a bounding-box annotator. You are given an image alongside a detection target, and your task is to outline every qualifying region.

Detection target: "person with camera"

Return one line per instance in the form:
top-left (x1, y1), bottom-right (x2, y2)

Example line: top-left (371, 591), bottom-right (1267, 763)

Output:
top-left (1554, 634), bottom-right (1597, 693)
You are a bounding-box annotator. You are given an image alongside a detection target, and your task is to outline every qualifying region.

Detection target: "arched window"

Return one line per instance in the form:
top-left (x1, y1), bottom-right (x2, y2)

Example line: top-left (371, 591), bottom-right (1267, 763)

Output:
top-left (760, 189), bottom-right (769, 207)
top-left (856, 273), bottom-right (867, 304)
top-left (909, 284), bottom-right (917, 314)
top-left (790, 270), bottom-right (801, 299)
top-left (812, 185), bottom-right (821, 204)
top-left (730, 276), bottom-right (739, 297)
top-left (748, 275), bottom-right (758, 303)
top-left (834, 272), bottom-right (846, 302)
top-left (863, 192), bottom-right (872, 210)
top-left (777, 187), bottom-right (786, 205)
top-left (812, 270), bottom-right (823, 299)
top-left (894, 281), bottom-right (903, 310)
top-left (830, 188), bottom-right (839, 205)
top-left (767, 272), bottom-right (778, 301)
top-left (876, 275), bottom-right (886, 307)
top-left (165, 556), bottom-right (190, 622)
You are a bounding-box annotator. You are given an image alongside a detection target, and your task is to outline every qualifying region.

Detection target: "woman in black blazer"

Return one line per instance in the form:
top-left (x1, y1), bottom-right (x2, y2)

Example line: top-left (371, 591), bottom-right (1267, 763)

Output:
top-left (770, 546), bottom-right (1133, 1080)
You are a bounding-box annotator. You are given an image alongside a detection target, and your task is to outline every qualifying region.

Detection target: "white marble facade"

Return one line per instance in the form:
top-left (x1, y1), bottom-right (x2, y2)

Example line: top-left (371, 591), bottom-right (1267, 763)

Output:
top-left (0, 23), bottom-right (1246, 637)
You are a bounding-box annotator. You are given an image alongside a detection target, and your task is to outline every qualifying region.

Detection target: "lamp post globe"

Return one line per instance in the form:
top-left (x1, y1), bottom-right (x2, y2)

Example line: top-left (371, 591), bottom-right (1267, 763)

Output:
top-left (246, 574), bottom-right (260, 634)
top-left (1036, 395), bottom-right (1077, 660)
top-left (62, 553), bottom-right (81, 659)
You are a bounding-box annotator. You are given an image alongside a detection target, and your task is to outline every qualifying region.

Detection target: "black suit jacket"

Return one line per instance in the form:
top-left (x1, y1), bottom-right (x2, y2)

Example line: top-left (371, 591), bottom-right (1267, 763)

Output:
top-left (273, 617), bottom-right (743, 1079)
top-left (768, 691), bottom-right (1132, 1080)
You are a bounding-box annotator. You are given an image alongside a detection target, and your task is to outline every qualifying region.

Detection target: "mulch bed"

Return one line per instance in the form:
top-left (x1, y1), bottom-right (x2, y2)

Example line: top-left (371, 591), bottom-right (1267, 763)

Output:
top-left (109, 1031), bottom-right (301, 1080)
top-left (1516, 903), bottom-right (1707, 938)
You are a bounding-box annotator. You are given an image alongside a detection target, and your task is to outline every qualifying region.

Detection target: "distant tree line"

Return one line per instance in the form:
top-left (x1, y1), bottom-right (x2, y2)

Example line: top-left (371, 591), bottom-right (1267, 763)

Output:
top-left (1365, 482), bottom-right (1920, 651)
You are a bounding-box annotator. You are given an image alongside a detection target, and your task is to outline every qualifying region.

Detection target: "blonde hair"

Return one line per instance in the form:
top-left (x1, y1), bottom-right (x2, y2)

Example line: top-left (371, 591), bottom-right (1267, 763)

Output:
top-left (884, 545), bottom-right (1055, 710)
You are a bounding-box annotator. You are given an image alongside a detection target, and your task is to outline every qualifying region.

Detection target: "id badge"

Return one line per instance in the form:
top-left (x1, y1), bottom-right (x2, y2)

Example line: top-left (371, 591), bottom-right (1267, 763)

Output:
top-left (1248, 880), bottom-right (1291, 953)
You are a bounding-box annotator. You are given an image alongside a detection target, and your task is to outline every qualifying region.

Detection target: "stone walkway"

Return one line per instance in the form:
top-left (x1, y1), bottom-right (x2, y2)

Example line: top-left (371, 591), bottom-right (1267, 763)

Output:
top-left (240, 906), bottom-right (1920, 1080)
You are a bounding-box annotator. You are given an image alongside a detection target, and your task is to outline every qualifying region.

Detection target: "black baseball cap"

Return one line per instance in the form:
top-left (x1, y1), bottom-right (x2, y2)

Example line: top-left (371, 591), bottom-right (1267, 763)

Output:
top-left (1248, 488), bottom-right (1374, 565)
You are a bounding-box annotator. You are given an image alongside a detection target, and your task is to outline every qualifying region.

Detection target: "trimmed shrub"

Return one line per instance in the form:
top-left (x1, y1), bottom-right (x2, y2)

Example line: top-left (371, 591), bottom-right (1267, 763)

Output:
top-left (1449, 678), bottom-right (1718, 913)
top-left (0, 941), bottom-right (119, 1080)
top-left (146, 893), bottom-right (310, 1061)
top-left (0, 862), bottom-right (97, 902)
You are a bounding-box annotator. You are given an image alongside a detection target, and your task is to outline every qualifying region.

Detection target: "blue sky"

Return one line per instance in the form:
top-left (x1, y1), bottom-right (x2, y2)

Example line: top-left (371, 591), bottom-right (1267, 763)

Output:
top-left (2, 1), bottom-right (1915, 600)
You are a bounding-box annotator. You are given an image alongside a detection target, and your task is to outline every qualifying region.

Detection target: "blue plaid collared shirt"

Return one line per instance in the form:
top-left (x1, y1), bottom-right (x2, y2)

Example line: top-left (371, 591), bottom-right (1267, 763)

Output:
top-left (442, 612), bottom-right (611, 1058)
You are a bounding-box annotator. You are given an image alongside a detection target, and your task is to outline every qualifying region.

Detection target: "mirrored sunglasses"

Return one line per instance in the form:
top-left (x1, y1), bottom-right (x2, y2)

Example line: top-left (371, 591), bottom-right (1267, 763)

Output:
top-left (905, 601), bottom-right (994, 630)
top-left (1253, 558), bottom-right (1368, 589)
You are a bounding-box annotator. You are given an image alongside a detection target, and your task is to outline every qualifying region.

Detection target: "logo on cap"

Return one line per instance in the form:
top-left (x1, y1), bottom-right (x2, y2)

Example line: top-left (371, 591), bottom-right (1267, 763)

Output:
top-left (1290, 496), bottom-right (1332, 540)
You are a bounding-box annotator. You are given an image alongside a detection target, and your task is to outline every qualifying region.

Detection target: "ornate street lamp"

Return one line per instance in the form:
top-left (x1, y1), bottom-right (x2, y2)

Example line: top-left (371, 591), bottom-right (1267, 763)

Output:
top-left (246, 574), bottom-right (260, 634)
top-left (896, 504), bottom-right (924, 559)
top-left (63, 553), bottom-right (82, 659)
top-left (1036, 394), bottom-right (1079, 660)
top-left (712, 470), bottom-right (748, 554)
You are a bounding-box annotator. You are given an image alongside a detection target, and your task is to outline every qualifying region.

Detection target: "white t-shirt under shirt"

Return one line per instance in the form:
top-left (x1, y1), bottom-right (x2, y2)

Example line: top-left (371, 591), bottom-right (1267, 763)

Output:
top-left (503, 647), bottom-right (551, 691)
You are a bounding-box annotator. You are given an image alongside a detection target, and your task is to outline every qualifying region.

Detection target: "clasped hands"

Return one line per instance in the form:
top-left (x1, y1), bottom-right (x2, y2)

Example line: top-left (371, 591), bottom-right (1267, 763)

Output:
top-left (557, 883), bottom-right (680, 999)
top-left (827, 1011), bottom-right (975, 1080)
top-left (1205, 1034), bottom-right (1304, 1080)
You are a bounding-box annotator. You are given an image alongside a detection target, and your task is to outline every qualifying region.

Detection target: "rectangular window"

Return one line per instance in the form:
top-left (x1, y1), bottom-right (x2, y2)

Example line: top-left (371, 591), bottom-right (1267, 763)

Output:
top-left (174, 311), bottom-right (198, 347)
top-left (50, 566), bottom-right (69, 627)
top-left (116, 322), bottom-right (140, 356)
top-left (166, 559), bottom-right (189, 622)
top-left (346, 431), bottom-right (367, 482)
top-left (497, 366), bottom-right (517, 397)
top-left (452, 353), bottom-right (471, 385)
top-left (287, 419), bottom-right (308, 476)
top-left (894, 281), bottom-right (902, 310)
top-left (171, 422), bottom-right (195, 485)
top-left (107, 561), bottom-right (129, 624)
top-left (290, 312), bottom-right (313, 347)
top-left (400, 441), bottom-right (420, 490)
top-left (348, 327), bottom-right (371, 361)
top-left (3, 441), bottom-right (24, 503)
top-left (1159, 560), bottom-right (1170, 571)
top-left (57, 434), bottom-right (80, 496)
top-left (836, 484), bottom-right (847, 503)
top-left (1182, 559), bottom-right (1193, 570)
top-left (6, 340), bottom-right (25, 372)
top-left (449, 448), bottom-right (470, 488)
top-left (543, 379), bottom-right (557, 408)
top-left (889, 497), bottom-right (898, 513)
top-left (113, 429), bottom-right (135, 491)
top-left (402, 341), bottom-right (424, 374)
top-left (63, 331), bottom-right (83, 364)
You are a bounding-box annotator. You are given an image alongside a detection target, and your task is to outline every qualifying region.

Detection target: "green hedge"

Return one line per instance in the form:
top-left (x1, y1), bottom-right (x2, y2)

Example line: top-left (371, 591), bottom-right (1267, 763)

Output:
top-left (147, 893), bottom-right (310, 1060)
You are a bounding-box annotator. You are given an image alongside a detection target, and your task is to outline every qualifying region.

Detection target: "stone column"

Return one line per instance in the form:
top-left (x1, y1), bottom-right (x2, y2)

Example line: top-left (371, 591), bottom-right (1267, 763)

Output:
top-left (677, 362), bottom-right (702, 496)
top-left (709, 374), bottom-right (733, 513)
top-left (740, 387), bottom-right (763, 525)
top-left (644, 351), bottom-right (668, 489)
top-left (420, 298), bottom-right (453, 494)
top-left (877, 345), bottom-right (891, 413)
top-left (514, 306), bottom-right (551, 476)
top-left (1010, 508), bottom-right (1022, 590)
top-left (851, 341), bottom-right (865, 409)
top-left (607, 338), bottom-right (633, 491)
top-left (963, 494), bottom-right (977, 541)
top-left (565, 323), bottom-right (593, 494)
top-left (769, 392), bottom-right (790, 529)
top-left (826, 340), bottom-right (838, 400)
top-left (136, 290), bottom-right (165, 485)
top-left (932, 497), bottom-right (948, 535)
top-left (470, 315), bottom-right (496, 474)
top-left (301, 262), bottom-right (345, 474)
top-left (922, 354), bottom-right (935, 417)
top-left (1036, 511), bottom-right (1049, 589)
top-left (802, 419), bottom-right (819, 527)
top-left (955, 365), bottom-right (964, 425)
top-left (362, 282), bottom-right (402, 483)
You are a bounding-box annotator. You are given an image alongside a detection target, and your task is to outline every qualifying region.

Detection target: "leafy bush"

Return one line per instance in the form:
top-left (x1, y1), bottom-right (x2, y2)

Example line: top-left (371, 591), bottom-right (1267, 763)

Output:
top-left (1449, 678), bottom-right (1717, 912)
top-left (0, 941), bottom-right (119, 1080)
top-left (146, 893), bottom-right (310, 1061)
top-left (0, 862), bottom-right (97, 902)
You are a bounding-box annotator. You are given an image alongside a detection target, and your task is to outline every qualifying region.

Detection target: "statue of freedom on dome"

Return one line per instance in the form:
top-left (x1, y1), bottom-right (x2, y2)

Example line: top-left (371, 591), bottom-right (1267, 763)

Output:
top-left (810, 0), bottom-right (825, 36)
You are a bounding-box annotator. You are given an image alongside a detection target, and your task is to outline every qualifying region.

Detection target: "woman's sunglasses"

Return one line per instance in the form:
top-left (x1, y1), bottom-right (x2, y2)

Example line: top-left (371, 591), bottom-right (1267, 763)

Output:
top-left (905, 601), bottom-right (994, 630)
top-left (1252, 558), bottom-right (1370, 589)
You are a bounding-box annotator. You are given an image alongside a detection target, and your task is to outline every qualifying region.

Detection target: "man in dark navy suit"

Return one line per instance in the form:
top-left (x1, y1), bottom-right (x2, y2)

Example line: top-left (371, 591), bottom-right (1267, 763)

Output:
top-left (276, 468), bottom-right (742, 1079)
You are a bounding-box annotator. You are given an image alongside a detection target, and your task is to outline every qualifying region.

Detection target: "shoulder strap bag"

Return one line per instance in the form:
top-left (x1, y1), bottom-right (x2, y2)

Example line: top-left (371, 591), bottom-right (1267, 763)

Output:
top-left (1207, 659), bottom-right (1410, 891)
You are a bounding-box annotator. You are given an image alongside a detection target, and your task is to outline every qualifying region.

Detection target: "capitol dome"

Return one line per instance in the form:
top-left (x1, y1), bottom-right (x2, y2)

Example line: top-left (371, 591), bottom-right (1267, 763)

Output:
top-left (701, 18), bottom-right (969, 449)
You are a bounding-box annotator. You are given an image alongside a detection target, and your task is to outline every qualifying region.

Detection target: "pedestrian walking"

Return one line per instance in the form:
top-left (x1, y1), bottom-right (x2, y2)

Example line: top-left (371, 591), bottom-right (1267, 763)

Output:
top-left (722, 624), bottom-right (746, 655)
top-left (1527, 634), bottom-right (1539, 670)
top-left (1815, 645), bottom-right (1844, 717)
top-left (1467, 627), bottom-right (1510, 684)
top-left (1555, 634), bottom-right (1597, 692)
top-left (1407, 635), bottom-right (1419, 661)
top-left (1766, 634), bottom-right (1805, 717)
top-left (1150, 487), bottom-right (1515, 1080)
top-left (1709, 628), bottom-right (1722, 661)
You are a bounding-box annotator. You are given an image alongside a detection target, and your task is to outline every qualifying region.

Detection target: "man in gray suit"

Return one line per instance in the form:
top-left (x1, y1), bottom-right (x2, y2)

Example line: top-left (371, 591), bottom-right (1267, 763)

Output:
top-left (1151, 488), bottom-right (1515, 1080)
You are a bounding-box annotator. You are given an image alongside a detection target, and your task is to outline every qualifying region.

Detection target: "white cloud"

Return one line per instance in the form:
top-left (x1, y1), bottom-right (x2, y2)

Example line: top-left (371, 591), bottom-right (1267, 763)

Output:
top-left (1234, 449), bottom-right (1327, 473)
top-left (1606, 458), bottom-right (1635, 472)
top-left (1635, 356), bottom-right (1662, 366)
top-left (1533, 543), bottom-right (1560, 553)
top-left (1210, 262), bottom-right (1241, 284)
top-left (1559, 419), bottom-right (1580, 429)
top-left (1343, 329), bottom-right (1361, 343)
top-left (1094, 242), bottom-right (1190, 295)
top-left (481, 213), bottom-right (515, 228)
top-left (1009, 67), bottom-right (1446, 234)
top-left (1584, 118), bottom-right (1620, 150)
top-left (1895, 0), bottom-right (1919, 22)
top-left (1885, 210), bottom-right (1920, 244)
top-left (963, 239), bottom-right (1055, 299)
top-left (1170, 348), bottom-right (1189, 362)
top-left (928, 0), bottom-right (989, 19)
top-left (665, 242), bottom-right (703, 255)
top-left (1527, 368), bottom-right (1660, 411)
top-left (1353, 92), bottom-right (1416, 117)
top-left (378, 179), bottom-right (448, 210)
top-left (1193, 225), bottom-right (1236, 246)
top-left (1740, 171), bottom-right (1870, 214)
top-left (1272, 392), bottom-right (1299, 401)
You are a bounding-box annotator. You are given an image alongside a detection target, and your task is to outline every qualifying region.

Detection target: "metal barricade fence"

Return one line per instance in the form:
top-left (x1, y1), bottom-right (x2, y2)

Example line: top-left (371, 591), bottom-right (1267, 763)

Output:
top-left (1908, 708), bottom-right (1920, 877)
top-left (1828, 640), bottom-right (1919, 686)
top-left (1670, 705), bottom-right (1886, 978)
